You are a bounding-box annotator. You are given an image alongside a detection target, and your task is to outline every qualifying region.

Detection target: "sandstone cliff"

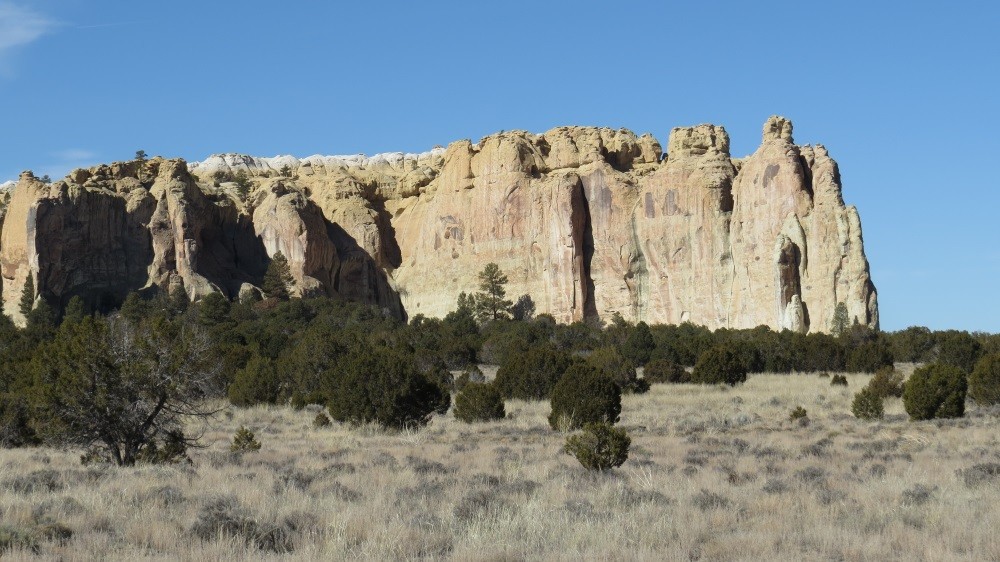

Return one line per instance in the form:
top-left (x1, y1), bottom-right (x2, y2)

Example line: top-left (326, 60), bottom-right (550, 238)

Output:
top-left (0, 117), bottom-right (877, 332)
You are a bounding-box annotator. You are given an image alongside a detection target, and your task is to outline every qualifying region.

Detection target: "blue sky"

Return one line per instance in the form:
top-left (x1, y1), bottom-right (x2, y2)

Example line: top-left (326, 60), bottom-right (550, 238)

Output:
top-left (0, 1), bottom-right (997, 332)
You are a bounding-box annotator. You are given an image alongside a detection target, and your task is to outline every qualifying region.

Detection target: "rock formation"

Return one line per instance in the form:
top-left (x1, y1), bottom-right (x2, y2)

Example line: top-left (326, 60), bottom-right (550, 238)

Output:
top-left (0, 117), bottom-right (878, 332)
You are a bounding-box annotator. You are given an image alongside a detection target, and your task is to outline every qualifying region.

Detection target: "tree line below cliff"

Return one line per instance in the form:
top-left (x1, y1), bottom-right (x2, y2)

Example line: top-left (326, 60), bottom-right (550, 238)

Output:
top-left (0, 263), bottom-right (996, 465)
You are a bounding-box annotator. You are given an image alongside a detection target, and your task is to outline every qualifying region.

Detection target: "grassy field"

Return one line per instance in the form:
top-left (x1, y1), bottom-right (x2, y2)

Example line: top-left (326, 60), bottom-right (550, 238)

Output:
top-left (3, 366), bottom-right (1000, 560)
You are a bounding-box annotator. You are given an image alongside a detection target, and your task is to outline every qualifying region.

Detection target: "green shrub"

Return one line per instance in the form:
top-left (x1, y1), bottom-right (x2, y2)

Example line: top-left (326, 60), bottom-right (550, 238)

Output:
top-left (135, 430), bottom-right (191, 465)
top-left (0, 395), bottom-right (39, 448)
top-left (548, 363), bottom-right (621, 430)
top-left (326, 346), bottom-right (449, 429)
top-left (851, 387), bottom-right (885, 420)
top-left (692, 346), bottom-right (747, 386)
top-left (494, 345), bottom-right (571, 400)
top-left (903, 363), bottom-right (967, 421)
top-left (888, 326), bottom-right (936, 363)
top-left (789, 406), bottom-right (808, 422)
top-left (936, 331), bottom-right (983, 373)
top-left (564, 422), bottom-right (630, 471)
top-left (228, 355), bottom-right (282, 407)
top-left (453, 382), bottom-right (506, 423)
top-left (621, 322), bottom-right (655, 366)
top-left (423, 366), bottom-right (455, 408)
top-left (312, 412), bottom-right (331, 428)
top-left (586, 346), bottom-right (648, 394)
top-left (846, 340), bottom-right (894, 373)
top-left (969, 354), bottom-right (1000, 405)
top-left (867, 366), bottom-right (904, 398)
top-left (643, 359), bottom-right (690, 384)
top-left (453, 365), bottom-right (485, 393)
top-left (230, 427), bottom-right (261, 453)
top-left (830, 374), bottom-right (848, 386)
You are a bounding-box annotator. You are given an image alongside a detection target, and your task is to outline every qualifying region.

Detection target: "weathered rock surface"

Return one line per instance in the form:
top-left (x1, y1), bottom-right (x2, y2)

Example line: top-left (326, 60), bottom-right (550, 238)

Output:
top-left (0, 117), bottom-right (877, 331)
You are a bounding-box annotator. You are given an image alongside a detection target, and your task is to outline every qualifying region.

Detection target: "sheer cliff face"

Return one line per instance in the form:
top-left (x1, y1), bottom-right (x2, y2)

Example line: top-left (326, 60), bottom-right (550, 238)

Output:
top-left (0, 117), bottom-right (878, 332)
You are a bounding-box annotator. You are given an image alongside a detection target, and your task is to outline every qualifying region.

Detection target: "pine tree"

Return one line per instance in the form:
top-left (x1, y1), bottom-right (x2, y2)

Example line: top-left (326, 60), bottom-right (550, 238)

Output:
top-left (233, 170), bottom-right (252, 200)
top-left (473, 263), bottom-right (513, 323)
top-left (622, 321), bottom-right (656, 365)
top-left (831, 302), bottom-right (850, 336)
top-left (263, 251), bottom-right (294, 300)
top-left (19, 275), bottom-right (35, 317)
top-left (135, 150), bottom-right (148, 183)
top-left (62, 296), bottom-right (87, 325)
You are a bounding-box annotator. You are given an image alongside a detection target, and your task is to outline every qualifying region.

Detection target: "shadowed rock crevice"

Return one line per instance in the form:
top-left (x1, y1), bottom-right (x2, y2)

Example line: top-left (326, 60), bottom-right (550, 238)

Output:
top-left (577, 181), bottom-right (599, 323)
top-left (370, 198), bottom-right (403, 271)
top-left (326, 222), bottom-right (404, 319)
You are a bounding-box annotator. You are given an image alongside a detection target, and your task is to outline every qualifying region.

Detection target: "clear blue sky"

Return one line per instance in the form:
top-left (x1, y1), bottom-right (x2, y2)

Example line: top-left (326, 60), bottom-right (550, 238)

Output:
top-left (0, 1), bottom-right (996, 332)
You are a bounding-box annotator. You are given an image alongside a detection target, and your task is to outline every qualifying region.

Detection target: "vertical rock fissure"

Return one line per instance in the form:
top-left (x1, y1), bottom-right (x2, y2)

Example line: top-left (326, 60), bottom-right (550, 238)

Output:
top-left (578, 181), bottom-right (598, 322)
top-left (627, 213), bottom-right (648, 321)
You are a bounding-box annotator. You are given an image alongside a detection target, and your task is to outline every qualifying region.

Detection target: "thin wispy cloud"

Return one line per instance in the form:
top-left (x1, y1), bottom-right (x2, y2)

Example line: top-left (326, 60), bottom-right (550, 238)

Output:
top-left (33, 148), bottom-right (101, 181)
top-left (75, 21), bottom-right (144, 30)
top-left (53, 149), bottom-right (97, 161)
top-left (0, 2), bottom-right (55, 54)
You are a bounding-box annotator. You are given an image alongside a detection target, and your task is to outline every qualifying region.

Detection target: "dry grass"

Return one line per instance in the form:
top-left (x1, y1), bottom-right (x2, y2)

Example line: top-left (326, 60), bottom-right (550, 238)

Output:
top-left (3, 366), bottom-right (1000, 560)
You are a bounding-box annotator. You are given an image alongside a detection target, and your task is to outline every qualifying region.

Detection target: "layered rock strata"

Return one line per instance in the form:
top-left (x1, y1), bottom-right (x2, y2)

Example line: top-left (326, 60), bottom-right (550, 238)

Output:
top-left (0, 116), bottom-right (877, 332)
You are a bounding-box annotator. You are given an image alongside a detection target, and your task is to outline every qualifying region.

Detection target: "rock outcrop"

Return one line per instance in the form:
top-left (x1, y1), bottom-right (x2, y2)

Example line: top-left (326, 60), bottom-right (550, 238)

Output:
top-left (0, 117), bottom-right (878, 332)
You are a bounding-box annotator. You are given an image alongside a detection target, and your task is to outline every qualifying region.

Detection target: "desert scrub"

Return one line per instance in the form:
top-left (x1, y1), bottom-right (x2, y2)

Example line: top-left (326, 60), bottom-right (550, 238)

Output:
top-left (135, 430), bottom-right (190, 465)
top-left (326, 345), bottom-right (450, 428)
top-left (312, 412), bottom-right (332, 428)
top-left (228, 354), bottom-right (282, 407)
top-left (548, 363), bottom-right (621, 430)
top-left (493, 345), bottom-right (572, 400)
top-left (852, 387), bottom-right (885, 420)
top-left (643, 359), bottom-right (690, 384)
top-left (453, 365), bottom-right (485, 393)
top-left (453, 382), bottom-right (505, 423)
top-left (903, 363), bottom-right (967, 420)
top-left (846, 339), bottom-right (895, 373)
top-left (692, 346), bottom-right (747, 386)
top-left (230, 426), bottom-right (262, 453)
top-left (969, 354), bottom-right (1000, 405)
top-left (789, 406), bottom-right (808, 422)
top-left (586, 346), bottom-right (648, 394)
top-left (867, 366), bottom-right (905, 398)
top-left (190, 496), bottom-right (293, 553)
top-left (564, 422), bottom-right (630, 471)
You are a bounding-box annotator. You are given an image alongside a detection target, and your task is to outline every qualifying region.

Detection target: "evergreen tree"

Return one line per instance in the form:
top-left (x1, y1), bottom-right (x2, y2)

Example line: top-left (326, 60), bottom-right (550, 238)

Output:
top-left (831, 302), bottom-right (850, 336)
top-left (622, 321), bottom-right (656, 366)
top-left (511, 294), bottom-right (536, 321)
top-left (119, 292), bottom-right (150, 323)
top-left (26, 299), bottom-right (57, 340)
top-left (233, 170), bottom-right (252, 200)
top-left (455, 292), bottom-right (474, 315)
top-left (472, 263), bottom-right (513, 323)
top-left (33, 315), bottom-right (221, 466)
top-left (62, 296), bottom-right (87, 325)
top-left (263, 251), bottom-right (294, 300)
top-left (198, 292), bottom-right (231, 326)
top-left (168, 288), bottom-right (190, 316)
top-left (18, 275), bottom-right (35, 317)
top-left (135, 150), bottom-right (148, 182)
